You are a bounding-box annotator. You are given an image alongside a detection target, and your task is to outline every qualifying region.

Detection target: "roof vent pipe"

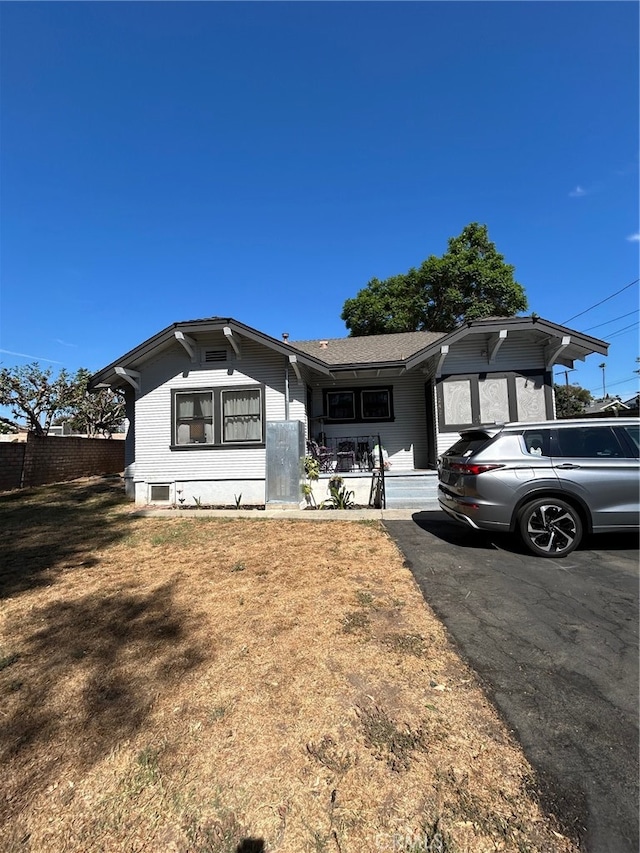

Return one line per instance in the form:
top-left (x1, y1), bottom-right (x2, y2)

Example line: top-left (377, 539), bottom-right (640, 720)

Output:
top-left (282, 332), bottom-right (289, 341)
top-left (319, 340), bottom-right (328, 349)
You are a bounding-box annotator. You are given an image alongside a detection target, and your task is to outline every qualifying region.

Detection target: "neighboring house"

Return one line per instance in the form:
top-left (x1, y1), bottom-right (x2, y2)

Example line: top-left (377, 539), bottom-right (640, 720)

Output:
top-left (0, 428), bottom-right (29, 443)
top-left (584, 397), bottom-right (631, 416)
top-left (89, 315), bottom-right (608, 506)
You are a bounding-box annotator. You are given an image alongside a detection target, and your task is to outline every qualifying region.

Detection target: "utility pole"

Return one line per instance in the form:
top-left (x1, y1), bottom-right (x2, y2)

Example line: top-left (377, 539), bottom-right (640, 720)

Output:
top-left (598, 362), bottom-right (606, 398)
top-left (558, 368), bottom-right (576, 387)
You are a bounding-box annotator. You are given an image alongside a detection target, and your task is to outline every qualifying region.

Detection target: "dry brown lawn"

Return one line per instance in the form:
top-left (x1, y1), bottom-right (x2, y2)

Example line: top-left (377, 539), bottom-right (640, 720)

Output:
top-left (0, 478), bottom-right (578, 853)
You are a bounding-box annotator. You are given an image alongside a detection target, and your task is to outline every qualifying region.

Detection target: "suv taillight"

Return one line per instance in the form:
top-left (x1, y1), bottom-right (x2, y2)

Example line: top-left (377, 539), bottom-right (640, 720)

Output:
top-left (450, 462), bottom-right (504, 476)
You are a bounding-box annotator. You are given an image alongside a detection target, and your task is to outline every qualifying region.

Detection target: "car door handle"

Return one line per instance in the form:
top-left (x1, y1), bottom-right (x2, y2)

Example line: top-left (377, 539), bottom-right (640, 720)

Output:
top-left (555, 463), bottom-right (581, 469)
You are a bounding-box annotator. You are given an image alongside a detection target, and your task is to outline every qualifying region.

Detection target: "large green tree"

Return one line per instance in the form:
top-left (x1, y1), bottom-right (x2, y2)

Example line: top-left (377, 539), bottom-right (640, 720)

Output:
top-left (341, 222), bottom-right (528, 335)
top-left (554, 384), bottom-right (592, 418)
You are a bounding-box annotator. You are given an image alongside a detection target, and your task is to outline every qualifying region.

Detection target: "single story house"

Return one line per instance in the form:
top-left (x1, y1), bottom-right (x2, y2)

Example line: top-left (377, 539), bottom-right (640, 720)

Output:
top-left (584, 396), bottom-right (632, 416)
top-left (89, 315), bottom-right (608, 506)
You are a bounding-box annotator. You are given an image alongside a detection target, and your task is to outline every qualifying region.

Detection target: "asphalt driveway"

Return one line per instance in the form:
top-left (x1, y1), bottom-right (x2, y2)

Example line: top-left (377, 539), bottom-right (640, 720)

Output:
top-left (383, 512), bottom-right (639, 853)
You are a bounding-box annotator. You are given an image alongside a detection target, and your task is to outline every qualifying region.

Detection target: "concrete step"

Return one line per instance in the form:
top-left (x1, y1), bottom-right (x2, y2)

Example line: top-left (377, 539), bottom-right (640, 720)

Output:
top-left (382, 474), bottom-right (440, 510)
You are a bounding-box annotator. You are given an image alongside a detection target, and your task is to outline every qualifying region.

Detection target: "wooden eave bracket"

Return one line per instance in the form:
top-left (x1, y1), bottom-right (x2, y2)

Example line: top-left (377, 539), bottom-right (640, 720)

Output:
top-left (174, 330), bottom-right (197, 362)
top-left (288, 354), bottom-right (302, 383)
top-left (223, 326), bottom-right (242, 359)
top-left (488, 329), bottom-right (508, 363)
top-left (435, 345), bottom-right (449, 378)
top-left (114, 367), bottom-right (141, 392)
top-left (545, 336), bottom-right (571, 370)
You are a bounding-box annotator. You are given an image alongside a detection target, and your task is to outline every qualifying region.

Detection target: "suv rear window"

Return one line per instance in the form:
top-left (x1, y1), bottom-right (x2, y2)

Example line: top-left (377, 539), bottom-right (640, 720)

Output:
top-left (522, 429), bottom-right (550, 456)
top-left (442, 431), bottom-right (494, 457)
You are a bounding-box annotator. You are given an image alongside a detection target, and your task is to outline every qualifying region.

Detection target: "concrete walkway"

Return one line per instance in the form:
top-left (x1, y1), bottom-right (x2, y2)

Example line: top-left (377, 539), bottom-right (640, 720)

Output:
top-left (133, 507), bottom-right (420, 520)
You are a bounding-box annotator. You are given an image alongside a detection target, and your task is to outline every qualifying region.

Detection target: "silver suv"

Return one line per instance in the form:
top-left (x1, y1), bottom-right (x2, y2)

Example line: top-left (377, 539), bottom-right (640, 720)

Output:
top-left (438, 418), bottom-right (639, 557)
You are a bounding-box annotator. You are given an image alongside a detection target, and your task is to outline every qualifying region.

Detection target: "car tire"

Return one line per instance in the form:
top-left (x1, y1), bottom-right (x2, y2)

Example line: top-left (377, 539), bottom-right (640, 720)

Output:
top-left (519, 497), bottom-right (583, 558)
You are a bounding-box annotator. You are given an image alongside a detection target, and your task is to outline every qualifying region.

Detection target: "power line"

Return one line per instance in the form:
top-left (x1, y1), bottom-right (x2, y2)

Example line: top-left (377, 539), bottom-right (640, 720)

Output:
top-left (562, 278), bottom-right (639, 324)
top-left (582, 309), bottom-right (639, 331)
top-left (586, 375), bottom-right (640, 395)
top-left (606, 321), bottom-right (639, 339)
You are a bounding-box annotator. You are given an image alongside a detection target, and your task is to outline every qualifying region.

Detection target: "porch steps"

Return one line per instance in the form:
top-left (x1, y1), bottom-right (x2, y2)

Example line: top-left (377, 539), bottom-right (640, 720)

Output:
top-left (382, 472), bottom-right (440, 510)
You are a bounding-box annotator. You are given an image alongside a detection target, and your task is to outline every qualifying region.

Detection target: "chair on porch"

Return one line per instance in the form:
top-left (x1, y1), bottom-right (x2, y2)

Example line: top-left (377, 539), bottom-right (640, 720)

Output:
top-left (336, 440), bottom-right (356, 472)
top-left (306, 440), bottom-right (334, 472)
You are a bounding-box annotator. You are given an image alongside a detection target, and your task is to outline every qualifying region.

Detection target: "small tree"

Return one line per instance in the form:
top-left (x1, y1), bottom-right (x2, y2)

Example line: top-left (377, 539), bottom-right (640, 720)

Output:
top-left (64, 368), bottom-right (126, 437)
top-left (554, 384), bottom-right (592, 418)
top-left (0, 363), bottom-right (125, 437)
top-left (0, 363), bottom-right (75, 435)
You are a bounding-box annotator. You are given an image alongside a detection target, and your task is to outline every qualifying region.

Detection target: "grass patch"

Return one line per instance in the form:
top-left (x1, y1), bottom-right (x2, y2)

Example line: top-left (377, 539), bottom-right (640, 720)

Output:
top-left (354, 589), bottom-right (375, 608)
top-left (358, 704), bottom-right (427, 772)
top-left (0, 479), bottom-right (580, 853)
top-left (340, 610), bottom-right (370, 634)
top-left (306, 735), bottom-right (353, 775)
top-left (381, 632), bottom-right (427, 657)
top-left (0, 651), bottom-right (20, 671)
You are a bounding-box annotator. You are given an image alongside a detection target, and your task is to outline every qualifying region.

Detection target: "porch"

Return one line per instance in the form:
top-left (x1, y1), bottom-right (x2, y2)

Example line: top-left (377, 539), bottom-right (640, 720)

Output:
top-left (314, 468), bottom-right (440, 510)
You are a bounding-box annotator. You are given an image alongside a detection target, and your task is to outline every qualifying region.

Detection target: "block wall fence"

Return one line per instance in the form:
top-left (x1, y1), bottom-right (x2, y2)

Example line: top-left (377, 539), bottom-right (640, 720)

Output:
top-left (0, 434), bottom-right (125, 491)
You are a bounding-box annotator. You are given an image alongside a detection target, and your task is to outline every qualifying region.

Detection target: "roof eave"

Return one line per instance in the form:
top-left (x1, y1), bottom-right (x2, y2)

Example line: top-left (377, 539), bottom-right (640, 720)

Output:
top-left (89, 318), bottom-right (332, 389)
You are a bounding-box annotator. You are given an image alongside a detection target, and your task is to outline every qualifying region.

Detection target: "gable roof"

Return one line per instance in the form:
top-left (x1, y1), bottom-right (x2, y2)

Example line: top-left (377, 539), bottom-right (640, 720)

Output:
top-left (291, 316), bottom-right (608, 373)
top-left (584, 397), bottom-right (630, 414)
top-left (89, 317), bottom-right (333, 389)
top-left (89, 314), bottom-right (609, 389)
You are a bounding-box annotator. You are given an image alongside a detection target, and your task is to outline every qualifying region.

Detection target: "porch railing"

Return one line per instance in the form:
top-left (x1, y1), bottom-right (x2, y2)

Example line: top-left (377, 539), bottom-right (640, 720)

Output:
top-left (306, 433), bottom-right (388, 508)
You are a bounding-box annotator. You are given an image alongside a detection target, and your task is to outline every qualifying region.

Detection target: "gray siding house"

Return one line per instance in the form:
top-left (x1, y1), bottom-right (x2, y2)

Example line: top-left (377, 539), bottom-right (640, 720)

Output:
top-left (89, 315), bottom-right (608, 506)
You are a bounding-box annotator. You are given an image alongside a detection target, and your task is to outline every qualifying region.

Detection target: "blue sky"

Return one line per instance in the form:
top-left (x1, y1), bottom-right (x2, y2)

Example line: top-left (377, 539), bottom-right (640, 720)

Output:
top-left (1, 1), bottom-right (638, 400)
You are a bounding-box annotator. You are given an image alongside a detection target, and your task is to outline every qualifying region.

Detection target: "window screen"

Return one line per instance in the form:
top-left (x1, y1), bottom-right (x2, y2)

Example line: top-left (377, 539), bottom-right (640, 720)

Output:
top-left (150, 484), bottom-right (171, 502)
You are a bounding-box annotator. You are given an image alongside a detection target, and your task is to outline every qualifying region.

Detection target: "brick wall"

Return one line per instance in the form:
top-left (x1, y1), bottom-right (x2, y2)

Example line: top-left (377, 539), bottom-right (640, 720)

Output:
top-left (0, 435), bottom-right (125, 491)
top-left (0, 443), bottom-right (27, 491)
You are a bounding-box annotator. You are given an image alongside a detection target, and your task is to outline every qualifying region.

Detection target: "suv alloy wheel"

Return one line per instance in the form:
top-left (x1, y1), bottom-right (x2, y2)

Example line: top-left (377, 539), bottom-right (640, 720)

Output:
top-left (518, 497), bottom-right (583, 558)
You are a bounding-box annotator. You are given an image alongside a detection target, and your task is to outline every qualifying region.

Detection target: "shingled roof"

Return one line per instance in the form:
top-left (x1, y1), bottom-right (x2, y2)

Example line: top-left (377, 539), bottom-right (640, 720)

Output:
top-left (289, 330), bottom-right (446, 366)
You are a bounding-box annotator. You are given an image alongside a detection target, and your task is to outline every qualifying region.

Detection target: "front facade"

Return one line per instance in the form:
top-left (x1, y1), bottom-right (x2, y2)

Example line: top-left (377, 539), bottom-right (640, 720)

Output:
top-left (89, 316), bottom-right (608, 506)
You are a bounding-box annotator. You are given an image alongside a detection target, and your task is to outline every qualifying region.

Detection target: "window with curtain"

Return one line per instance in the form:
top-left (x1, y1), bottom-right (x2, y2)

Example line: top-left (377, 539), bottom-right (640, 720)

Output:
top-left (222, 388), bottom-right (262, 443)
top-left (175, 391), bottom-right (214, 445)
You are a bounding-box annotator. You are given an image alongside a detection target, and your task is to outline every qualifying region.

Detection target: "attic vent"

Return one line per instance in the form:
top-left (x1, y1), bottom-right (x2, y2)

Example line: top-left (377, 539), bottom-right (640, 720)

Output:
top-left (203, 349), bottom-right (228, 363)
